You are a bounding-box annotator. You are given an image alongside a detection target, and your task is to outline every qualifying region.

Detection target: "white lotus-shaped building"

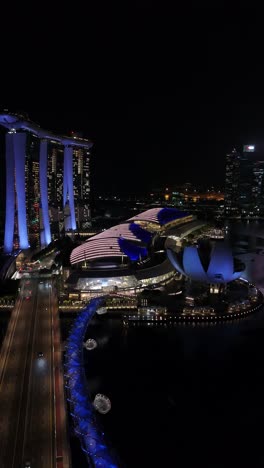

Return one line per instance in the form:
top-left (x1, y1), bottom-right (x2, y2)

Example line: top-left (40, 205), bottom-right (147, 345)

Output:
top-left (167, 241), bottom-right (244, 284)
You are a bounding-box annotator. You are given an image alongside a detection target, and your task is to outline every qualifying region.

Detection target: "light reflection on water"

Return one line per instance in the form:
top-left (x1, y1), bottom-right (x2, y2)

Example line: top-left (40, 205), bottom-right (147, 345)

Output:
top-left (66, 222), bottom-right (264, 468)
top-left (227, 220), bottom-right (264, 293)
top-left (83, 306), bottom-right (264, 468)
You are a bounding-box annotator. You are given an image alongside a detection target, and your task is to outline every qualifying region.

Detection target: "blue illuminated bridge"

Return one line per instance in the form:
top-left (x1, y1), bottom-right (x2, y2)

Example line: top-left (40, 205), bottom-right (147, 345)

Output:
top-left (0, 112), bottom-right (93, 253)
top-left (64, 296), bottom-right (122, 468)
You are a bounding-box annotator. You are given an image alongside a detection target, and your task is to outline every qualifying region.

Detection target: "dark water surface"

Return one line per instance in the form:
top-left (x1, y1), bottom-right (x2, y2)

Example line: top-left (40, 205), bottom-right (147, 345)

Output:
top-left (83, 311), bottom-right (264, 468)
top-left (63, 221), bottom-right (264, 467)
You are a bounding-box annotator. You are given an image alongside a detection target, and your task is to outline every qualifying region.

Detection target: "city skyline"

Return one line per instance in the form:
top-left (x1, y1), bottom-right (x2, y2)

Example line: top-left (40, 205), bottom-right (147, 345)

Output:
top-left (3, 108), bottom-right (263, 197)
top-left (1, 106), bottom-right (264, 253)
top-left (2, 7), bottom-right (264, 468)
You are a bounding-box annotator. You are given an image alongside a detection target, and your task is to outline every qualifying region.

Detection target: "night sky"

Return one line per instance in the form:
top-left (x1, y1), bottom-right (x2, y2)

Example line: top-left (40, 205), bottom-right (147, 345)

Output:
top-left (4, 8), bottom-right (264, 194)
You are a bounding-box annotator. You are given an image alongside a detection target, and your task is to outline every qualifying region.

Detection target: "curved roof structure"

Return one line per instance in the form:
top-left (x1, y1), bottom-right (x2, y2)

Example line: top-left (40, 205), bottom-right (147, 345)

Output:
top-left (92, 223), bottom-right (145, 242)
top-left (128, 207), bottom-right (188, 226)
top-left (70, 223), bottom-right (152, 265)
top-left (71, 207), bottom-right (192, 266)
top-left (71, 237), bottom-right (126, 264)
top-left (167, 242), bottom-right (244, 284)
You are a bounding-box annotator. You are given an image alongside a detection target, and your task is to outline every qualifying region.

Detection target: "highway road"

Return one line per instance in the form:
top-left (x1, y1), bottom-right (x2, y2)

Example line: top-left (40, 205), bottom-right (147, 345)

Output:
top-left (0, 276), bottom-right (68, 468)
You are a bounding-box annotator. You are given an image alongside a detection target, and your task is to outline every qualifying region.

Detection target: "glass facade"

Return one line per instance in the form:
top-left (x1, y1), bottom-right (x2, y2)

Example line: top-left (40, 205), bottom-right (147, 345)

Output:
top-left (239, 151), bottom-right (254, 214)
top-left (0, 113), bottom-right (92, 252)
top-left (73, 148), bottom-right (91, 231)
top-left (25, 133), bottom-right (40, 248)
top-left (47, 141), bottom-right (64, 239)
top-left (3, 133), bottom-right (91, 250)
top-left (46, 143), bottom-right (91, 239)
top-left (75, 270), bottom-right (175, 293)
top-left (225, 146), bottom-right (264, 218)
top-left (252, 161), bottom-right (264, 216)
top-left (224, 149), bottom-right (240, 217)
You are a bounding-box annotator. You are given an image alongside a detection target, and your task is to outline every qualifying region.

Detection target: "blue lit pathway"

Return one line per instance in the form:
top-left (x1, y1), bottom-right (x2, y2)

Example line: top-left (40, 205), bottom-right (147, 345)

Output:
top-left (64, 297), bottom-right (122, 468)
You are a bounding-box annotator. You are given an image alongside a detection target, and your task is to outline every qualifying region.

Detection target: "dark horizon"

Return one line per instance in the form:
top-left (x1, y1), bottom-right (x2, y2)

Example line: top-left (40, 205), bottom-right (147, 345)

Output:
top-left (3, 10), bottom-right (264, 194)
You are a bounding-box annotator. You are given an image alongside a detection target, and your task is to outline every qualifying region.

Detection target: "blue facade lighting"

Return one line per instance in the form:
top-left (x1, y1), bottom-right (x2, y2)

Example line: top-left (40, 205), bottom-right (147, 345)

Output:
top-left (65, 297), bottom-right (121, 467)
top-left (158, 207), bottom-right (188, 226)
top-left (118, 237), bottom-right (148, 261)
top-left (4, 132), bottom-right (29, 252)
top-left (166, 248), bottom-right (185, 276)
top-left (0, 112), bottom-right (93, 252)
top-left (39, 140), bottom-right (51, 247)
top-left (207, 243), bottom-right (234, 282)
top-left (13, 133), bottom-right (29, 249)
top-left (167, 242), bottom-right (244, 283)
top-left (183, 246), bottom-right (208, 281)
top-left (129, 222), bottom-right (152, 244)
top-left (4, 134), bottom-right (15, 253)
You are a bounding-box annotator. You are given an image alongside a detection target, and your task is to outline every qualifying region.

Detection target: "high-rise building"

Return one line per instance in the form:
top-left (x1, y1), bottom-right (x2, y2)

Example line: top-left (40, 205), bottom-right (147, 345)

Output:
top-left (224, 149), bottom-right (240, 217)
top-left (224, 145), bottom-right (264, 218)
top-left (0, 111), bottom-right (93, 253)
top-left (47, 141), bottom-right (64, 239)
top-left (239, 145), bottom-right (255, 215)
top-left (25, 133), bottom-right (41, 248)
top-left (252, 160), bottom-right (264, 216)
top-left (73, 147), bottom-right (91, 231)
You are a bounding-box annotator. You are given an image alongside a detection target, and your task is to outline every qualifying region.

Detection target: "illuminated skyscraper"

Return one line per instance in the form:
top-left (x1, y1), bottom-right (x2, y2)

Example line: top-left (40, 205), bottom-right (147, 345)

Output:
top-left (47, 142), bottom-right (64, 239)
top-left (252, 160), bottom-right (264, 216)
top-left (224, 149), bottom-right (240, 217)
top-left (239, 145), bottom-right (254, 215)
top-left (25, 133), bottom-right (41, 248)
top-left (73, 147), bottom-right (91, 231)
top-left (224, 145), bottom-right (264, 218)
top-left (0, 112), bottom-right (93, 253)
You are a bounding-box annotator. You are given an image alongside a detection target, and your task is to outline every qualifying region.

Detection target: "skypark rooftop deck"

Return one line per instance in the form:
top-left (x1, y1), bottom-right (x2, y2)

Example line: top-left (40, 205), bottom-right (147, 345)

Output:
top-left (0, 112), bottom-right (93, 149)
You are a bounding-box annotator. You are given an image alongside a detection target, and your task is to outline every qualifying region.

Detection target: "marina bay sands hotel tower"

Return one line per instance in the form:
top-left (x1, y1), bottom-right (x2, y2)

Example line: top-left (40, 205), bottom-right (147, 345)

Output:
top-left (0, 111), bottom-right (93, 253)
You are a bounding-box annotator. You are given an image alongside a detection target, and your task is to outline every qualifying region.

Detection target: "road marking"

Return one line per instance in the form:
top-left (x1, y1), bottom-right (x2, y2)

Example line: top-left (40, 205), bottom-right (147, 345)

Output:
top-left (0, 280), bottom-right (25, 391)
top-left (20, 282), bottom-right (41, 467)
top-left (11, 280), bottom-right (39, 468)
top-left (49, 280), bottom-right (56, 468)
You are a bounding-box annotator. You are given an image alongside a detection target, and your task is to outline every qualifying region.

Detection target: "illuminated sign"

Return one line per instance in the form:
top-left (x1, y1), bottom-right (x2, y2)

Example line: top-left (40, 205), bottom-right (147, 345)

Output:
top-left (243, 145), bottom-right (255, 152)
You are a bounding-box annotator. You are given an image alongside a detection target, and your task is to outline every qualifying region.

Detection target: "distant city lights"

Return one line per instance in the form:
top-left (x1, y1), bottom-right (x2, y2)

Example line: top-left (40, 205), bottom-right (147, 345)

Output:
top-left (243, 145), bottom-right (255, 152)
